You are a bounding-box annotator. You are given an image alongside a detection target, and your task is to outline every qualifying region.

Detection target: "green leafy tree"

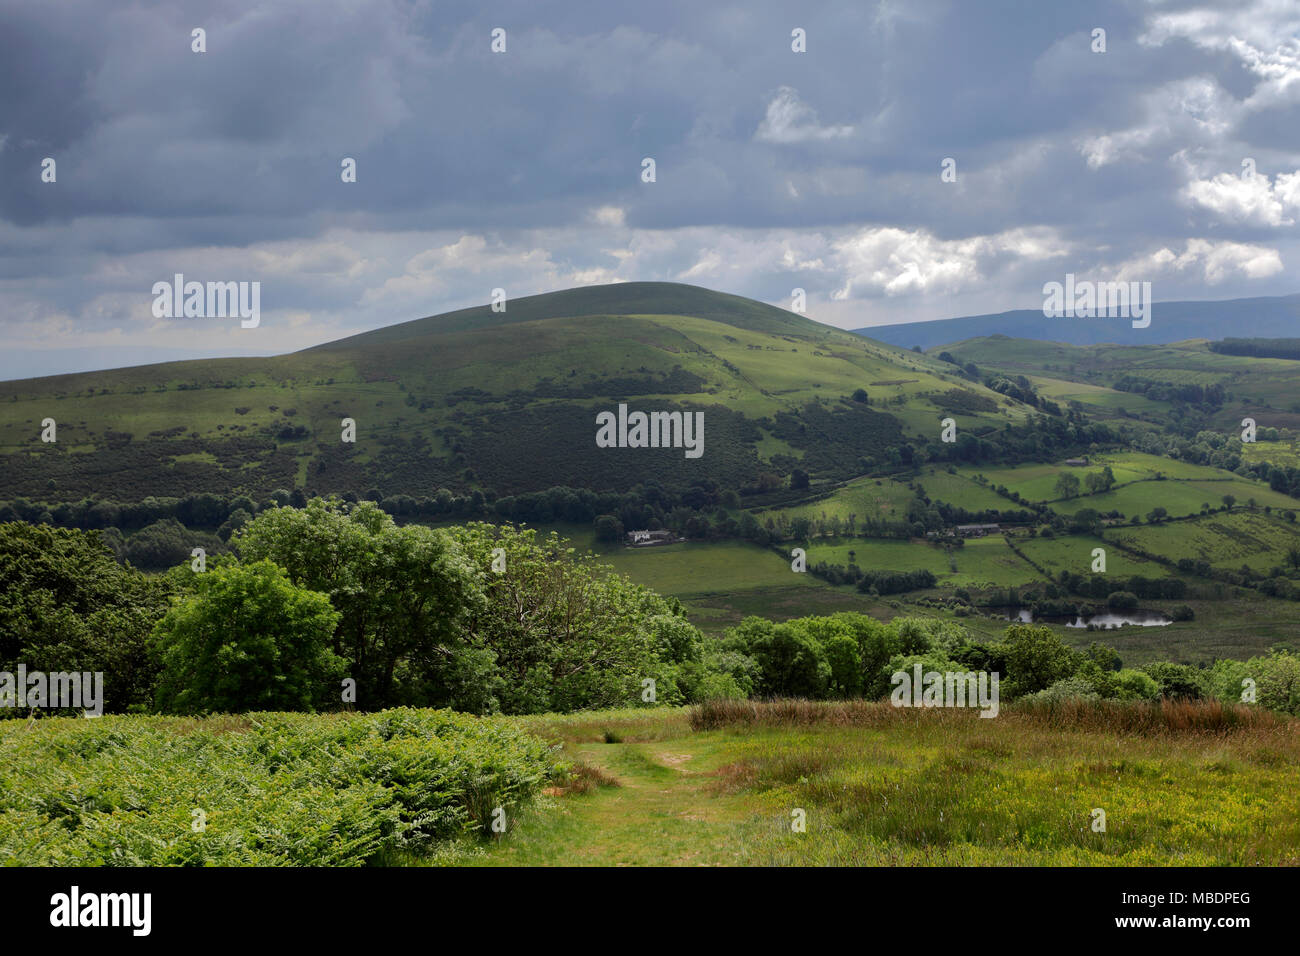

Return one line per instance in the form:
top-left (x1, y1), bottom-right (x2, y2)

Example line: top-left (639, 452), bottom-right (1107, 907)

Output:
top-left (1114, 668), bottom-right (1160, 700)
top-left (0, 522), bottom-right (172, 712)
top-left (445, 522), bottom-right (686, 713)
top-left (1054, 472), bottom-right (1081, 500)
top-left (593, 514), bottom-right (624, 543)
top-left (823, 633), bottom-right (864, 697)
top-left (151, 560), bottom-right (343, 713)
top-left (1107, 591), bottom-right (1139, 611)
top-left (235, 499), bottom-right (482, 710)
top-left (736, 619), bottom-right (829, 698)
top-left (1084, 472), bottom-right (1106, 494)
top-left (997, 624), bottom-right (1080, 698)
top-left (124, 517), bottom-right (198, 570)
top-left (1141, 661), bottom-right (1205, 700)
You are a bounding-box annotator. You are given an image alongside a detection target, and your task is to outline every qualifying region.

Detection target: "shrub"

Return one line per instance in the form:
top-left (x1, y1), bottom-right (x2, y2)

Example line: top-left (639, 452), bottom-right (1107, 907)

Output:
top-left (1021, 676), bottom-right (1101, 705)
top-left (1106, 591), bottom-right (1139, 611)
top-left (0, 709), bottom-right (558, 865)
top-left (1141, 662), bottom-right (1206, 700)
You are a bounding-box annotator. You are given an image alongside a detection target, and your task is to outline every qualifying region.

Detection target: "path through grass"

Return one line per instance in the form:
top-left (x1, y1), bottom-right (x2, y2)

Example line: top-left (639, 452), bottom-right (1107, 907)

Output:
top-left (450, 704), bottom-right (1300, 867)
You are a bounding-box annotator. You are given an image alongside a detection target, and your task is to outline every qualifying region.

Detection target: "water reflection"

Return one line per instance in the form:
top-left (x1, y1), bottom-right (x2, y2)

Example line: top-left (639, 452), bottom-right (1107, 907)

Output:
top-left (1000, 607), bottom-right (1171, 628)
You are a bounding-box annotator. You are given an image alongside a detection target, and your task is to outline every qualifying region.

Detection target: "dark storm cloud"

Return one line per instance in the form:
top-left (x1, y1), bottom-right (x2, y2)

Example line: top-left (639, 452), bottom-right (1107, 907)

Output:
top-left (0, 0), bottom-right (1296, 372)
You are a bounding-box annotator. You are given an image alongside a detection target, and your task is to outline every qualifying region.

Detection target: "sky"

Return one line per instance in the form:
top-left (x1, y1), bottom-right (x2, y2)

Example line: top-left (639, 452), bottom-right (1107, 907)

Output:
top-left (1, 0), bottom-right (1297, 378)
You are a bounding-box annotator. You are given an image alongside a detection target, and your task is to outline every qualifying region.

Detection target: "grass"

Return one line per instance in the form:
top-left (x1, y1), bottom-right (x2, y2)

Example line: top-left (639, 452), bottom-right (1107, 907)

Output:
top-left (1025, 375), bottom-right (1171, 417)
top-left (1067, 479), bottom-right (1300, 519)
top-left (753, 475), bottom-right (917, 525)
top-left (1240, 439), bottom-right (1300, 470)
top-left (810, 534), bottom-right (1042, 587)
top-left (598, 540), bottom-right (825, 598)
top-left (683, 585), bottom-right (891, 635)
top-left (1107, 510), bottom-right (1300, 571)
top-left (959, 452), bottom-right (1247, 506)
top-left (914, 469), bottom-right (1012, 512)
top-left (455, 702), bottom-right (1300, 866)
top-left (1017, 533), bottom-right (1178, 579)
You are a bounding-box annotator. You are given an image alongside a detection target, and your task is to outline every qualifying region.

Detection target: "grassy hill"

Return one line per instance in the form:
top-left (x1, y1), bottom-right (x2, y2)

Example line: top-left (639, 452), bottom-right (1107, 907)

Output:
top-left (858, 292), bottom-right (1300, 349)
top-left (0, 282), bottom-right (1038, 502)
top-left (936, 335), bottom-right (1300, 431)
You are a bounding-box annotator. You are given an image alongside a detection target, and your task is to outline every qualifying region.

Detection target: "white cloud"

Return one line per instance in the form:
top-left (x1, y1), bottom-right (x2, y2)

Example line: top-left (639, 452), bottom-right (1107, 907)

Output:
top-left (1141, 2), bottom-right (1300, 110)
top-left (1116, 239), bottom-right (1283, 284)
top-left (831, 226), bottom-right (1070, 298)
top-left (755, 87), bottom-right (854, 144)
top-left (1075, 76), bottom-right (1232, 168)
top-left (1183, 168), bottom-right (1300, 226)
top-left (590, 206), bottom-right (627, 228)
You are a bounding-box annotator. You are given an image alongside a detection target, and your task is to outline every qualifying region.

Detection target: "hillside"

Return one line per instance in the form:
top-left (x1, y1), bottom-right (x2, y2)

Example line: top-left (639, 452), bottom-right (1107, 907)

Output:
top-left (934, 335), bottom-right (1300, 431)
top-left (857, 293), bottom-right (1300, 350)
top-left (0, 283), bottom-right (1043, 503)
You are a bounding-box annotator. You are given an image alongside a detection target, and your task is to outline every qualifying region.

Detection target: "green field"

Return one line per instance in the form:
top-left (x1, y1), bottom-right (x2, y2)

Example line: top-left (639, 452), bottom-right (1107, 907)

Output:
top-left (599, 540), bottom-right (820, 598)
top-left (752, 475), bottom-right (916, 525)
top-left (1070, 479), bottom-right (1300, 519)
top-left (939, 336), bottom-right (1300, 434)
top-left (1017, 533), bottom-right (1176, 579)
top-left (960, 452), bottom-right (1243, 505)
top-left (914, 469), bottom-right (1010, 511)
top-left (1026, 374), bottom-right (1172, 418)
top-left (467, 703), bottom-right (1300, 866)
top-left (1240, 439), bottom-right (1300, 469)
top-left (1108, 511), bottom-right (1300, 572)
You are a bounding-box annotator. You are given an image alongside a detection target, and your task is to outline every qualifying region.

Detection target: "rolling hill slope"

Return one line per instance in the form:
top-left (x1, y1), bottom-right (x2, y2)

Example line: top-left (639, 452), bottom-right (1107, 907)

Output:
top-left (857, 293), bottom-right (1300, 350)
top-left (937, 335), bottom-right (1300, 431)
top-left (0, 283), bottom-right (1042, 503)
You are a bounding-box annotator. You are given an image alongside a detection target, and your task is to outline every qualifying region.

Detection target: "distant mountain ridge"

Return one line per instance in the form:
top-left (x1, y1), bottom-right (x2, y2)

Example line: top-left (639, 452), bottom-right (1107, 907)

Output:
top-left (307, 281), bottom-right (813, 350)
top-left (0, 282), bottom-right (1040, 503)
top-left (855, 293), bottom-right (1300, 350)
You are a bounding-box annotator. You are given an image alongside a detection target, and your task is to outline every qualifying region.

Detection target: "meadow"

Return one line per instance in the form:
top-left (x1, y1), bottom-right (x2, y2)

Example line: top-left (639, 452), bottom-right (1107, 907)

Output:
top-left (1066, 479), bottom-right (1299, 519)
top-left (752, 475), bottom-right (917, 524)
top-left (8, 700), bottom-right (1294, 867)
top-left (1024, 374), bottom-right (1171, 418)
top-left (468, 702), bottom-right (1300, 866)
top-left (1016, 533), bottom-right (1176, 579)
top-left (1107, 511), bottom-right (1300, 571)
top-left (597, 540), bottom-right (822, 598)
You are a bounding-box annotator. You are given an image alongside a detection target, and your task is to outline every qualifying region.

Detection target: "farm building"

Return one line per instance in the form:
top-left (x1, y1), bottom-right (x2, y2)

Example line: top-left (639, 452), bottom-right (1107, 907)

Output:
top-left (955, 523), bottom-right (1001, 537)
